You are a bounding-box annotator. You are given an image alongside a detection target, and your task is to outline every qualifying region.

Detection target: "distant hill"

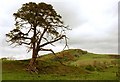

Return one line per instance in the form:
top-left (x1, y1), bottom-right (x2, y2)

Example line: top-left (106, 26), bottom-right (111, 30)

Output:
top-left (38, 49), bottom-right (88, 62)
top-left (37, 49), bottom-right (119, 67)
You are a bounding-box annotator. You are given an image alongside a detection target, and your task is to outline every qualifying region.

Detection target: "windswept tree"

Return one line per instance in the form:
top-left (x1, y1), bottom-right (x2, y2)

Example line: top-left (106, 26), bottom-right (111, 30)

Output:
top-left (6, 2), bottom-right (69, 73)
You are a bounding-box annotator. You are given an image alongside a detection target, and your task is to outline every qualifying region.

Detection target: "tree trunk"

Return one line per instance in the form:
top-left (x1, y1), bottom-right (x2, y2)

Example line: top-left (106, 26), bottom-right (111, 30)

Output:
top-left (27, 49), bottom-right (38, 73)
top-left (27, 25), bottom-right (38, 73)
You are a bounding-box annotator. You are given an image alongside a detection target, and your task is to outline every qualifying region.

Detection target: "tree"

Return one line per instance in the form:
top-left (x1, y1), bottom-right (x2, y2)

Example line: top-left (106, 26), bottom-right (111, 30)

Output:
top-left (6, 2), bottom-right (69, 73)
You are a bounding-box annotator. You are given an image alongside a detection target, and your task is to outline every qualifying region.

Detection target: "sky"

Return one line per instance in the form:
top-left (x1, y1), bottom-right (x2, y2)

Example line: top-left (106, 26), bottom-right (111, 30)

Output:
top-left (0, 0), bottom-right (119, 60)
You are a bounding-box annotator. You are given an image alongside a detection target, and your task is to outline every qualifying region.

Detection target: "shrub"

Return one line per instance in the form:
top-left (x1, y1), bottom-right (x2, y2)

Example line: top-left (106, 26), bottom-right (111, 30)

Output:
top-left (82, 51), bottom-right (87, 54)
top-left (85, 65), bottom-right (95, 71)
top-left (1, 57), bottom-right (7, 60)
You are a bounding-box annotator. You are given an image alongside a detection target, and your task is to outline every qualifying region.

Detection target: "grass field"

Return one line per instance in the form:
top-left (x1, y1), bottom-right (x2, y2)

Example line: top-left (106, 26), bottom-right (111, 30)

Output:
top-left (2, 49), bottom-right (120, 80)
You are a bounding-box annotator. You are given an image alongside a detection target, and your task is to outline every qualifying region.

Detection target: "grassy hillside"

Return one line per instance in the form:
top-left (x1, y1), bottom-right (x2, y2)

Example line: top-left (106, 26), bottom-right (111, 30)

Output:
top-left (2, 49), bottom-right (120, 80)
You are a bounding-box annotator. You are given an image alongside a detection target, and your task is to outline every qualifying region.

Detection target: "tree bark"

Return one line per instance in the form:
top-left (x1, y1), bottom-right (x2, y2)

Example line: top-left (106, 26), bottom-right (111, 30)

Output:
top-left (27, 45), bottom-right (39, 73)
top-left (27, 50), bottom-right (38, 73)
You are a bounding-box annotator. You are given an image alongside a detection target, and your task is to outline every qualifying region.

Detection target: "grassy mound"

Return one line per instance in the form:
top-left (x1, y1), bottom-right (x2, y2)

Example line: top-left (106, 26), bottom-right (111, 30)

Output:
top-left (2, 49), bottom-right (119, 80)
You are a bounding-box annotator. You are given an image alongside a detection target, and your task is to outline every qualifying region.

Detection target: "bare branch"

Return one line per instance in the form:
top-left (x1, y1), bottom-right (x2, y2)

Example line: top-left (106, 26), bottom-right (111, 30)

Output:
top-left (20, 37), bottom-right (31, 40)
top-left (36, 28), bottom-right (47, 47)
top-left (21, 42), bottom-right (31, 45)
top-left (26, 28), bottom-right (32, 35)
top-left (63, 36), bottom-right (69, 50)
top-left (42, 37), bottom-right (55, 46)
top-left (39, 35), bottom-right (65, 48)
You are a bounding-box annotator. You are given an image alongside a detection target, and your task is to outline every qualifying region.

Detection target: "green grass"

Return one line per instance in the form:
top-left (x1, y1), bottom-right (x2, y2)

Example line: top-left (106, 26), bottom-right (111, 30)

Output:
top-left (2, 68), bottom-right (118, 80)
top-left (2, 49), bottom-right (119, 80)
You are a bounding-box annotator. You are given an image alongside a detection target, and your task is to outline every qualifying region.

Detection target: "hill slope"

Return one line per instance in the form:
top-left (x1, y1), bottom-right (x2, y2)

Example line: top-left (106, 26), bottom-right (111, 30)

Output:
top-left (2, 49), bottom-right (119, 80)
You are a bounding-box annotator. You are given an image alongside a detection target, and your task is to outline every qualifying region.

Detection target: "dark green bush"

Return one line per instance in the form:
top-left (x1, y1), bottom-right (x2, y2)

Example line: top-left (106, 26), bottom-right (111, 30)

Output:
top-left (85, 65), bottom-right (95, 71)
top-left (82, 51), bottom-right (87, 54)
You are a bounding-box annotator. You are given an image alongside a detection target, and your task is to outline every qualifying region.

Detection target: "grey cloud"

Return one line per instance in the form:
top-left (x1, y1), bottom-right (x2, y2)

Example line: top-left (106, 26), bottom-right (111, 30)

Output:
top-left (67, 22), bottom-right (118, 54)
top-left (51, 1), bottom-right (87, 28)
top-left (70, 40), bottom-right (117, 54)
top-left (0, 0), bottom-right (119, 59)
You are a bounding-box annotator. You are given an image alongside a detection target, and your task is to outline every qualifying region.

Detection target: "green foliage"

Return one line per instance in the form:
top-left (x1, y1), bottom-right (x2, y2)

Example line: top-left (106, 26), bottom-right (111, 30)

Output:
top-left (1, 57), bottom-right (7, 60)
top-left (6, 2), bottom-right (69, 51)
top-left (12, 2), bottom-right (68, 40)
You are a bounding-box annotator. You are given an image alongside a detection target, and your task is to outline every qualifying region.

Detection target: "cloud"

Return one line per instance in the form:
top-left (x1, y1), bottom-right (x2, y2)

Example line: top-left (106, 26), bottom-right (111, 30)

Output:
top-left (51, 1), bottom-right (87, 28)
top-left (0, 0), bottom-right (119, 59)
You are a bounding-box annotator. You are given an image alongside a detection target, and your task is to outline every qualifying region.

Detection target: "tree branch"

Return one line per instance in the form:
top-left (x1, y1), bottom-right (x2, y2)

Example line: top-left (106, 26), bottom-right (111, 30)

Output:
top-left (42, 37), bottom-right (55, 46)
top-left (39, 48), bottom-right (66, 66)
top-left (21, 41), bottom-right (31, 45)
top-left (21, 37), bottom-right (31, 39)
top-left (39, 35), bottom-right (65, 48)
top-left (36, 28), bottom-right (47, 48)
top-left (63, 36), bottom-right (69, 50)
top-left (26, 28), bottom-right (32, 35)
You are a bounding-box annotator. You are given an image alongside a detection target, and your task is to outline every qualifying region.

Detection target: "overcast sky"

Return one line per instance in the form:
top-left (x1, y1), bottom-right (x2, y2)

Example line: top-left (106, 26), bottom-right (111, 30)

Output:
top-left (0, 0), bottom-right (119, 60)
